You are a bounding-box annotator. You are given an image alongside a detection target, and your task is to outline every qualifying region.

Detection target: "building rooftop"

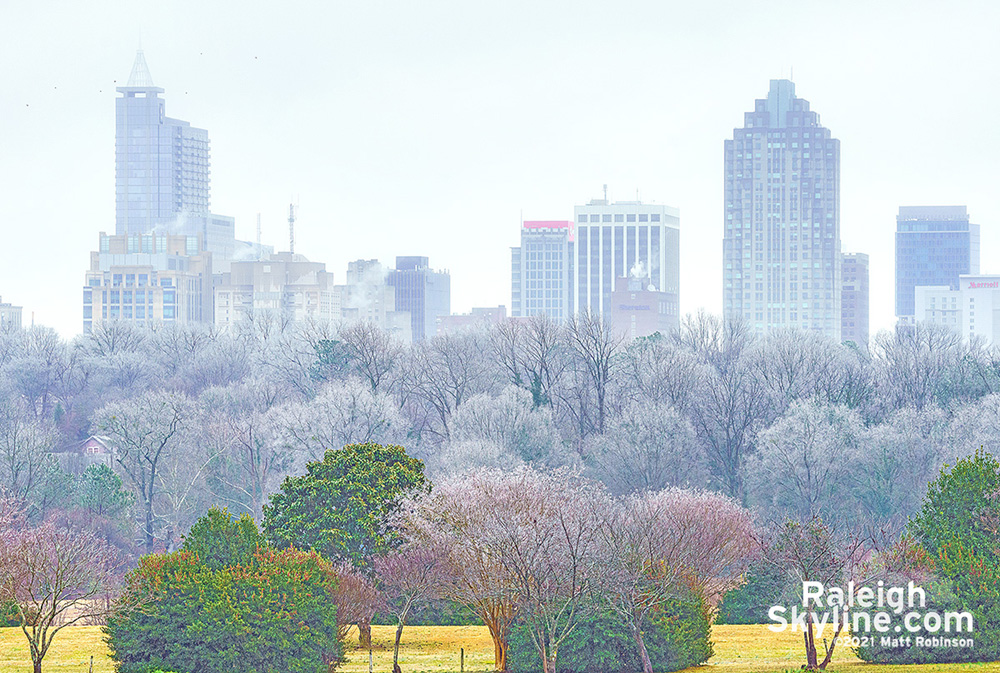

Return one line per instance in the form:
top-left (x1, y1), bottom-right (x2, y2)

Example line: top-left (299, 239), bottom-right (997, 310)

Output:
top-left (118, 50), bottom-right (164, 93)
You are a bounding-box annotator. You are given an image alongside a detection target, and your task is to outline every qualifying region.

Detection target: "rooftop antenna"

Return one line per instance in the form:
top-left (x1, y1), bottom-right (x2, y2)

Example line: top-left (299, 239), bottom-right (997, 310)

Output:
top-left (288, 203), bottom-right (295, 254)
top-left (256, 212), bottom-right (262, 259)
top-left (603, 183), bottom-right (608, 202)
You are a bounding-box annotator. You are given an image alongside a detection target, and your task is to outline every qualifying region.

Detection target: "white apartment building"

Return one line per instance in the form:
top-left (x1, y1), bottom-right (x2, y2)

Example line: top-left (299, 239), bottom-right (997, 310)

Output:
top-left (573, 199), bottom-right (680, 326)
top-left (914, 275), bottom-right (1000, 344)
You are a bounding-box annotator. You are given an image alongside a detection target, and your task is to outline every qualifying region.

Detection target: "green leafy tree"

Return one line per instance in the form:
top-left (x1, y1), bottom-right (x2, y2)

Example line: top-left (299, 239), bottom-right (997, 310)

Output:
top-left (181, 506), bottom-right (265, 570)
top-left (76, 464), bottom-right (134, 521)
top-left (310, 339), bottom-right (352, 383)
top-left (105, 545), bottom-right (342, 673)
top-left (857, 449), bottom-right (1000, 663)
top-left (262, 442), bottom-right (426, 569)
top-left (507, 595), bottom-right (712, 673)
top-left (714, 560), bottom-right (790, 625)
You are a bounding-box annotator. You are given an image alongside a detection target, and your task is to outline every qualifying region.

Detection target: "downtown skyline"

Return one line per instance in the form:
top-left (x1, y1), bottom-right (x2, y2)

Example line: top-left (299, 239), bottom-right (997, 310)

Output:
top-left (1, 1), bottom-right (997, 338)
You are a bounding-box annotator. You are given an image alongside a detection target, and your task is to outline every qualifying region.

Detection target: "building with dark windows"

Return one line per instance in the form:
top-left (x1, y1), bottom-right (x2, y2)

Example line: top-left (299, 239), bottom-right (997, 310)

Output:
top-left (115, 51), bottom-right (243, 269)
top-left (388, 256), bottom-right (450, 342)
top-left (572, 198), bottom-right (679, 330)
top-left (895, 206), bottom-right (979, 323)
top-left (841, 252), bottom-right (869, 344)
top-left (723, 79), bottom-right (841, 339)
top-left (83, 232), bottom-right (213, 333)
top-left (511, 220), bottom-right (574, 321)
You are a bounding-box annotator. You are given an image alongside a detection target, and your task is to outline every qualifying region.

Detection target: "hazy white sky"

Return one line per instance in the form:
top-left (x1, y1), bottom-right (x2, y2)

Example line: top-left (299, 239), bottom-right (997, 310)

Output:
top-left (2, 0), bottom-right (997, 338)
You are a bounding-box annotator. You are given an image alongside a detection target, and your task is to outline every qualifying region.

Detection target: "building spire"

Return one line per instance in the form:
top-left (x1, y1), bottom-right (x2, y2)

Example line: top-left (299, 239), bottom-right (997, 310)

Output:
top-left (127, 50), bottom-right (155, 87)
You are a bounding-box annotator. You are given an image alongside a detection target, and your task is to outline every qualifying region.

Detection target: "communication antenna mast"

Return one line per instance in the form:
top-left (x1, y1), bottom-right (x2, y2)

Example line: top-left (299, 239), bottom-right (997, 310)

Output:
top-left (603, 183), bottom-right (608, 202)
top-left (288, 203), bottom-right (296, 254)
top-left (256, 212), bottom-right (262, 259)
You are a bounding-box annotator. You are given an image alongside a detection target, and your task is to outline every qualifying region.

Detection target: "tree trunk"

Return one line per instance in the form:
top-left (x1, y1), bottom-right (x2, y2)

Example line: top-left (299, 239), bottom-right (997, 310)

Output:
top-left (481, 607), bottom-right (510, 672)
top-left (493, 633), bottom-right (508, 672)
top-left (145, 503), bottom-right (155, 553)
top-left (632, 624), bottom-right (653, 673)
top-left (394, 620), bottom-right (404, 672)
top-left (818, 622), bottom-right (845, 670)
top-left (33, 658), bottom-right (42, 673)
top-left (542, 641), bottom-right (557, 673)
top-left (804, 612), bottom-right (818, 670)
top-left (359, 620), bottom-right (372, 649)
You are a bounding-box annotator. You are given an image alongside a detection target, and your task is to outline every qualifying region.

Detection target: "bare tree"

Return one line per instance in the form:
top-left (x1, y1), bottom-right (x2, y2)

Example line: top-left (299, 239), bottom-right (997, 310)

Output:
top-left (399, 472), bottom-right (519, 671)
top-left (332, 562), bottom-right (380, 644)
top-left (851, 407), bottom-right (946, 525)
top-left (687, 356), bottom-right (770, 499)
top-left (5, 327), bottom-right (73, 420)
top-left (562, 313), bottom-right (625, 439)
top-left (340, 320), bottom-right (403, 393)
top-left (272, 378), bottom-right (409, 462)
top-left (0, 516), bottom-right (126, 673)
top-left (870, 322), bottom-right (969, 414)
top-left (396, 330), bottom-right (499, 443)
top-left (759, 516), bottom-right (887, 671)
top-left (449, 386), bottom-right (567, 468)
top-left (673, 312), bottom-right (771, 499)
top-left (751, 329), bottom-right (874, 414)
top-left (491, 316), bottom-right (568, 409)
top-left (748, 400), bottom-right (863, 524)
top-left (375, 542), bottom-right (451, 673)
top-left (200, 379), bottom-right (294, 520)
top-left (78, 319), bottom-right (149, 358)
top-left (0, 398), bottom-right (58, 506)
top-left (96, 391), bottom-right (188, 554)
top-left (480, 468), bottom-right (609, 673)
top-left (619, 335), bottom-right (707, 414)
top-left (588, 400), bottom-right (705, 494)
top-left (599, 489), bottom-right (755, 673)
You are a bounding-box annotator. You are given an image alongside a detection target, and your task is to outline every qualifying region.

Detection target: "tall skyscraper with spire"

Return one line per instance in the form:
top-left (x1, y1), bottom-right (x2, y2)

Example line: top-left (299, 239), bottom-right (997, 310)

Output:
top-left (115, 51), bottom-right (236, 260)
top-left (723, 80), bottom-right (841, 340)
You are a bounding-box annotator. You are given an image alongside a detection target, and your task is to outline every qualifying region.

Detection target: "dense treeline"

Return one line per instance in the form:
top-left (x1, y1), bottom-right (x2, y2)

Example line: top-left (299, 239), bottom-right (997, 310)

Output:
top-left (2, 305), bottom-right (999, 672)
top-left (2, 312), bottom-right (999, 546)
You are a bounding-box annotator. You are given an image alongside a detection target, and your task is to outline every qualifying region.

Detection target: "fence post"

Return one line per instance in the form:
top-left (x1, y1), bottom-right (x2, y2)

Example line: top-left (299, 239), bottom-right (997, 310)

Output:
top-left (461, 647), bottom-right (465, 673)
top-left (369, 648), bottom-right (374, 673)
top-left (89, 656), bottom-right (94, 673)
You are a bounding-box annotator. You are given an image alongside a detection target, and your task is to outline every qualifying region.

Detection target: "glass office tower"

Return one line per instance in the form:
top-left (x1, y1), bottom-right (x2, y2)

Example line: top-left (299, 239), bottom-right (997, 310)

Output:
top-left (895, 205), bottom-right (979, 322)
top-left (115, 50), bottom-right (211, 236)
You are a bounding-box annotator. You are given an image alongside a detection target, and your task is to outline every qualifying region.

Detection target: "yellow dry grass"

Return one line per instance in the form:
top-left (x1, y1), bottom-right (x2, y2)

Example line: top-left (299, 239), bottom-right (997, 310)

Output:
top-left (1, 623), bottom-right (998, 673)
top-left (0, 625), bottom-right (113, 673)
top-left (683, 624), bottom-right (999, 672)
top-left (340, 625), bottom-right (496, 672)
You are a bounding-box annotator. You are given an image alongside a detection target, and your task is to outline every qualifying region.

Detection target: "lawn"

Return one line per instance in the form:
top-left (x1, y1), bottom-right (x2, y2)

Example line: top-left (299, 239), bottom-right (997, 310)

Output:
top-left (1, 624), bottom-right (997, 673)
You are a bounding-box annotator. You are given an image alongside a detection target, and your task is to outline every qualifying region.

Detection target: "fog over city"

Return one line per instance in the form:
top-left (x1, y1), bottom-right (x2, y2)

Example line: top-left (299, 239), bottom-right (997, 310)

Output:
top-left (1, 1), bottom-right (998, 337)
top-left (5, 5), bottom-right (1000, 672)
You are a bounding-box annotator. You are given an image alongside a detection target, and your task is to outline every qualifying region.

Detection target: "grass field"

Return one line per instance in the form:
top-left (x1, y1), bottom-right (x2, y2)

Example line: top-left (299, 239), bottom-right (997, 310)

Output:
top-left (1, 624), bottom-right (997, 673)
